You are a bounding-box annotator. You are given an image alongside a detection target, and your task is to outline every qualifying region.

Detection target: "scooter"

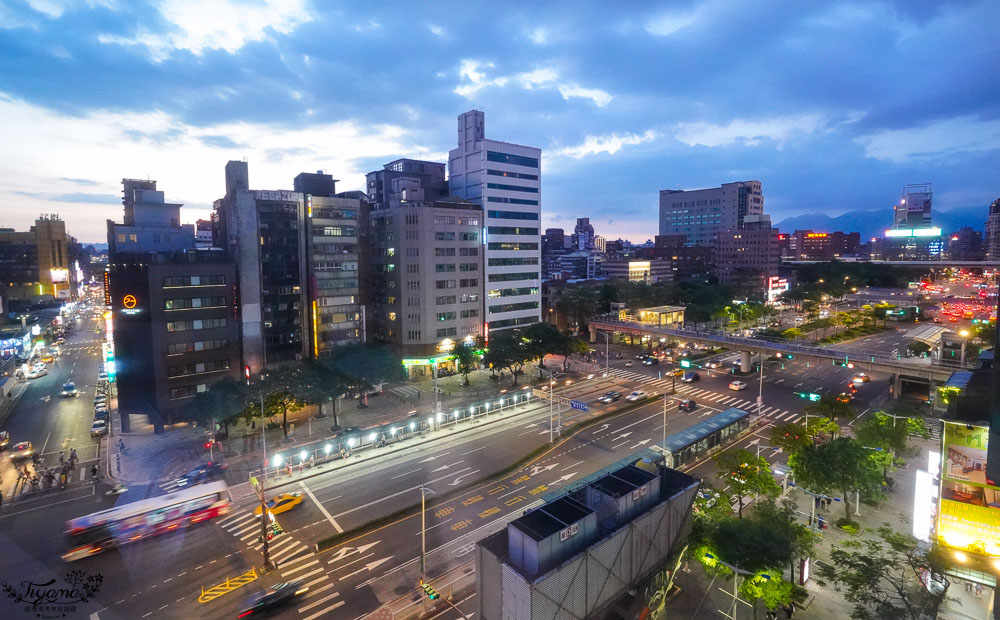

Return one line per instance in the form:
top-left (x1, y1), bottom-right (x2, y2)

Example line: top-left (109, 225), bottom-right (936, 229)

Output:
top-left (105, 483), bottom-right (127, 497)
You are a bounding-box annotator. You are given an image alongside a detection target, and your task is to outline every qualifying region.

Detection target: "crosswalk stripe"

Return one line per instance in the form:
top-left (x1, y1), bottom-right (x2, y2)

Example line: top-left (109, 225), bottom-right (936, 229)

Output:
top-left (302, 582), bottom-right (335, 599)
top-left (290, 567), bottom-right (326, 584)
top-left (272, 550), bottom-right (314, 568)
top-left (303, 576), bottom-right (330, 590)
top-left (222, 514), bottom-right (257, 531)
top-left (281, 559), bottom-right (319, 577)
top-left (217, 512), bottom-right (251, 528)
top-left (240, 529), bottom-right (261, 542)
top-left (230, 520), bottom-right (262, 537)
top-left (271, 542), bottom-right (305, 561)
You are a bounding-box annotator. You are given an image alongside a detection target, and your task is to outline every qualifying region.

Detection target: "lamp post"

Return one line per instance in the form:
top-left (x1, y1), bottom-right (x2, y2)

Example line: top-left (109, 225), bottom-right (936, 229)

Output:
top-left (604, 330), bottom-right (610, 377)
top-left (703, 552), bottom-right (765, 620)
top-left (959, 329), bottom-right (970, 366)
top-left (420, 485), bottom-right (435, 578)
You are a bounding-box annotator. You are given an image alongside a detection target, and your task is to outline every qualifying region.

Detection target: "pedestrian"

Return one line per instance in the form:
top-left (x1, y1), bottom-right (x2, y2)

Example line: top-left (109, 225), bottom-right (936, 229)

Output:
top-left (782, 603), bottom-right (795, 618)
top-left (59, 451), bottom-right (65, 465)
top-left (818, 516), bottom-right (825, 530)
top-left (766, 610), bottom-right (778, 620)
top-left (91, 465), bottom-right (98, 481)
top-left (976, 583), bottom-right (983, 599)
top-left (298, 461), bottom-right (303, 474)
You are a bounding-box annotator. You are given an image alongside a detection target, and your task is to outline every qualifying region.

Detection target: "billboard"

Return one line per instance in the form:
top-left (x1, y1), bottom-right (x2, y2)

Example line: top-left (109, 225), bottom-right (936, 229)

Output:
top-left (938, 422), bottom-right (1000, 556)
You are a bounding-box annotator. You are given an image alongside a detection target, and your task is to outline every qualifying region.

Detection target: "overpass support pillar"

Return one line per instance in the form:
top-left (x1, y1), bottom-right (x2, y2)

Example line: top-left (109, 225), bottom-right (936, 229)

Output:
top-left (892, 374), bottom-right (902, 400)
top-left (589, 325), bottom-right (598, 344)
top-left (740, 351), bottom-right (752, 373)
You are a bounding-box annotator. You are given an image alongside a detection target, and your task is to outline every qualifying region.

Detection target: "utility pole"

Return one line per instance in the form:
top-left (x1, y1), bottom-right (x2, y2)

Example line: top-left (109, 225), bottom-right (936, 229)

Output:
top-left (420, 485), bottom-right (435, 577)
top-left (251, 475), bottom-right (275, 571)
top-left (605, 330), bottom-right (609, 377)
top-left (662, 393), bottom-right (667, 449)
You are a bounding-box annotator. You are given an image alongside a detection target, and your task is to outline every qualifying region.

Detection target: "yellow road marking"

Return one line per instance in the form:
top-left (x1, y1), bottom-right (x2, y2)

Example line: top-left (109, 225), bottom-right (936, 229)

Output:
top-left (478, 507), bottom-right (501, 519)
top-left (488, 485), bottom-right (508, 495)
top-left (462, 495), bottom-right (484, 506)
top-left (529, 484), bottom-right (548, 496)
top-left (504, 496), bottom-right (525, 507)
top-left (511, 475), bottom-right (530, 485)
top-left (450, 519), bottom-right (472, 531)
top-left (434, 506), bottom-right (455, 518)
top-left (198, 567), bottom-right (258, 604)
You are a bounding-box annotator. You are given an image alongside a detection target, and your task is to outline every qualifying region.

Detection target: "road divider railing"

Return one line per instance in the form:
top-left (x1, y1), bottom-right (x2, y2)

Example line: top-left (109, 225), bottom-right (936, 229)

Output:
top-left (314, 392), bottom-right (665, 553)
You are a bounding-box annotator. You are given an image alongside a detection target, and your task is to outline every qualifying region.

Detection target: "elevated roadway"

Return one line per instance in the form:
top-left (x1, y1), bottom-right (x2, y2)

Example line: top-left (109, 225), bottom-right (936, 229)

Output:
top-left (589, 319), bottom-right (970, 395)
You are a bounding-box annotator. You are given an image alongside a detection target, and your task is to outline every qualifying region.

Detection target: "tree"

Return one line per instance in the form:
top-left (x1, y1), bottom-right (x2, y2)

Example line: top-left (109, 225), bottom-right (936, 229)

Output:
top-left (319, 343), bottom-right (400, 389)
top-left (816, 525), bottom-right (952, 620)
top-left (554, 331), bottom-right (589, 371)
top-left (714, 449), bottom-right (782, 519)
top-left (781, 327), bottom-right (803, 340)
top-left (789, 437), bottom-right (884, 523)
top-left (482, 330), bottom-right (531, 385)
top-left (803, 395), bottom-right (852, 421)
top-left (453, 344), bottom-right (478, 386)
top-left (770, 422), bottom-right (813, 454)
top-left (905, 341), bottom-right (931, 357)
top-left (856, 412), bottom-right (926, 478)
top-left (974, 322), bottom-right (996, 348)
top-left (180, 376), bottom-right (248, 435)
top-left (521, 322), bottom-right (562, 367)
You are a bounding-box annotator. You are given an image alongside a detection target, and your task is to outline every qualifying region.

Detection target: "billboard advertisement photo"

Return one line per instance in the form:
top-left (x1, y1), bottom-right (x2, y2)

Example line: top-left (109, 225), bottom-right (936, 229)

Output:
top-left (938, 422), bottom-right (1000, 557)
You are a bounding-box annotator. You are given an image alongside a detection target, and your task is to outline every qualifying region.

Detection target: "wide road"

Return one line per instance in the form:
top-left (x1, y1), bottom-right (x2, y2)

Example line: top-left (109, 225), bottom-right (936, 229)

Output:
top-left (0, 340), bottom-right (891, 619)
top-left (0, 308), bottom-right (105, 500)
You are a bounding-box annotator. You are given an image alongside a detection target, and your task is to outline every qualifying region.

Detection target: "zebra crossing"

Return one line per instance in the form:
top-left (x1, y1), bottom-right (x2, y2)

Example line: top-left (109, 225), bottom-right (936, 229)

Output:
top-left (215, 509), bottom-right (343, 618)
top-left (389, 384), bottom-right (420, 399)
top-left (57, 345), bottom-right (101, 354)
top-left (613, 369), bottom-right (804, 425)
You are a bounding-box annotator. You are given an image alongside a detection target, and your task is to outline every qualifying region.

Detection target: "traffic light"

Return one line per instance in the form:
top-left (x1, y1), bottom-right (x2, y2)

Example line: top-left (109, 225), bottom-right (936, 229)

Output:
top-left (419, 580), bottom-right (440, 600)
top-left (833, 360), bottom-right (855, 369)
top-left (204, 442), bottom-right (212, 449)
top-left (795, 392), bottom-right (821, 402)
top-left (785, 354), bottom-right (794, 359)
top-left (271, 521), bottom-right (283, 536)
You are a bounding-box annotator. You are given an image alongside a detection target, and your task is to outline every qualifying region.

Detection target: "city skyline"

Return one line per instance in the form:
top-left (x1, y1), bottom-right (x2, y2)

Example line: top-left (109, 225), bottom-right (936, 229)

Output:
top-left (1, 1), bottom-right (999, 243)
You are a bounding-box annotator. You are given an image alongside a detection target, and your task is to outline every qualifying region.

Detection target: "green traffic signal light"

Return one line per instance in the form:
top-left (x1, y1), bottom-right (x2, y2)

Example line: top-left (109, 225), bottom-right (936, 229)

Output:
top-left (420, 581), bottom-right (439, 600)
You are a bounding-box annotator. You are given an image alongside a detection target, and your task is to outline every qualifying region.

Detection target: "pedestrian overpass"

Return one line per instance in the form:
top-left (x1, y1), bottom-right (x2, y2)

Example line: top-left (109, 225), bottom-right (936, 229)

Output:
top-left (588, 319), bottom-right (972, 398)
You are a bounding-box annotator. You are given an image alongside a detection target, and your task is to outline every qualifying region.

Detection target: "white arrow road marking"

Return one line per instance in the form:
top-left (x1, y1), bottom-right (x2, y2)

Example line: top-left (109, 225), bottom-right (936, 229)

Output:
top-left (744, 439), bottom-right (760, 448)
top-left (629, 439), bottom-right (652, 450)
top-left (431, 461), bottom-right (463, 473)
top-left (418, 452), bottom-right (450, 464)
top-left (339, 556), bottom-right (394, 581)
top-left (529, 463), bottom-right (558, 476)
top-left (326, 540), bottom-right (381, 565)
top-left (557, 472), bottom-right (578, 483)
top-left (448, 470), bottom-right (480, 487)
top-left (592, 424), bottom-right (610, 434)
top-left (612, 432), bottom-right (633, 442)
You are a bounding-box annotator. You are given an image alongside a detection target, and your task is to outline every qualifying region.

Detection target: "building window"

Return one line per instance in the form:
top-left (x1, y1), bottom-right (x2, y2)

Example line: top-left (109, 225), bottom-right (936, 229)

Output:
top-left (435, 248), bottom-right (456, 257)
top-left (167, 339), bottom-right (229, 355)
top-left (437, 311), bottom-right (456, 321)
top-left (164, 296), bottom-right (226, 310)
top-left (487, 272), bottom-right (538, 282)
top-left (460, 232), bottom-right (478, 241)
top-left (163, 275), bottom-right (225, 287)
top-left (488, 257), bottom-right (538, 266)
top-left (167, 359), bottom-right (232, 378)
top-left (486, 197), bottom-right (539, 206)
top-left (406, 264), bottom-right (419, 274)
top-left (459, 278), bottom-right (478, 287)
top-left (435, 264), bottom-right (456, 273)
top-left (116, 233), bottom-right (126, 243)
top-left (166, 318), bottom-right (228, 332)
top-left (486, 151), bottom-right (539, 168)
top-left (459, 217), bottom-right (480, 226)
top-left (128, 233), bottom-right (137, 243)
top-left (435, 295), bottom-right (457, 304)
top-left (460, 309), bottom-right (479, 318)
top-left (436, 327), bottom-right (457, 338)
top-left (488, 301), bottom-right (540, 314)
top-left (487, 227), bottom-right (537, 236)
top-left (487, 169), bottom-right (538, 181)
top-left (459, 247), bottom-right (478, 256)
top-left (434, 232), bottom-right (456, 241)
top-left (487, 210), bottom-right (539, 220)
top-left (486, 183), bottom-right (538, 194)
top-left (487, 242), bottom-right (539, 251)
top-left (459, 263), bottom-right (478, 272)
top-left (435, 280), bottom-right (456, 289)
top-left (434, 216), bottom-right (456, 225)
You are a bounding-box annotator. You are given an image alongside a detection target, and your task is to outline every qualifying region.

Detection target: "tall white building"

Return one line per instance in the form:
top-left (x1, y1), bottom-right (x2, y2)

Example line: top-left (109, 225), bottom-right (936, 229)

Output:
top-left (658, 181), bottom-right (763, 246)
top-left (449, 110), bottom-right (542, 332)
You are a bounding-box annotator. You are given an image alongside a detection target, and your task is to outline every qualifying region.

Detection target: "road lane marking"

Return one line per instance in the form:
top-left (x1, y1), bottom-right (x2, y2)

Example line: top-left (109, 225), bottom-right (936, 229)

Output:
top-left (280, 559), bottom-right (320, 576)
top-left (390, 468), bottom-right (421, 480)
top-left (329, 467), bottom-right (472, 519)
top-left (415, 519), bottom-right (452, 535)
top-left (300, 596), bottom-right (344, 618)
top-left (461, 446), bottom-right (486, 455)
top-left (301, 481), bottom-right (343, 534)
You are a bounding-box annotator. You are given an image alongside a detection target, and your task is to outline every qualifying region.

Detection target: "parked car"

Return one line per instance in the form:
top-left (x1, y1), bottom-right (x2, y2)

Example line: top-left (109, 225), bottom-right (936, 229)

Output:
top-left (599, 391), bottom-right (622, 404)
top-left (728, 381), bottom-right (748, 391)
top-left (681, 372), bottom-right (700, 383)
top-left (90, 420), bottom-right (108, 437)
top-left (625, 390), bottom-right (647, 402)
top-left (678, 399), bottom-right (697, 412)
top-left (94, 394), bottom-right (107, 405)
top-left (93, 408), bottom-right (108, 420)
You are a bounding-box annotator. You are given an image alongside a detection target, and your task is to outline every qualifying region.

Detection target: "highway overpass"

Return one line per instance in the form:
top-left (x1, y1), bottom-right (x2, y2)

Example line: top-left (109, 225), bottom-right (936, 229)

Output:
top-left (589, 319), bottom-right (972, 397)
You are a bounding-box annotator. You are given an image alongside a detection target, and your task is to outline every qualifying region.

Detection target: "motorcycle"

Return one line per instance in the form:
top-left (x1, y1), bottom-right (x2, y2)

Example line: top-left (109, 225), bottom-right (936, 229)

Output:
top-left (105, 483), bottom-right (127, 497)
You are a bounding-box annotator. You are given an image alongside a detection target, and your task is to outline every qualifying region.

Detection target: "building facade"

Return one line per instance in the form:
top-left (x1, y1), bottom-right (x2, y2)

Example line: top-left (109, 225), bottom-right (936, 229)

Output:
top-left (603, 258), bottom-right (673, 284)
top-left (985, 198), bottom-right (1000, 262)
top-left (449, 110), bottom-right (542, 332)
top-left (107, 250), bottom-right (240, 425)
top-left (0, 215), bottom-right (76, 303)
top-left (366, 159), bottom-right (448, 210)
top-left (368, 177), bottom-right (484, 378)
top-left (658, 180), bottom-right (764, 246)
top-left (893, 183), bottom-right (933, 229)
top-left (296, 172), bottom-right (367, 356)
top-left (108, 179), bottom-right (195, 257)
top-left (785, 230), bottom-right (861, 261)
top-left (714, 216), bottom-right (780, 294)
top-left (213, 161), bottom-right (308, 371)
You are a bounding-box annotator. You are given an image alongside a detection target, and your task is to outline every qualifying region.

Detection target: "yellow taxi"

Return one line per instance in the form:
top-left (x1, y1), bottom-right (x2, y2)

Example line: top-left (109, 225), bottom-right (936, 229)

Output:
top-left (254, 492), bottom-right (304, 517)
top-left (42, 355), bottom-right (54, 364)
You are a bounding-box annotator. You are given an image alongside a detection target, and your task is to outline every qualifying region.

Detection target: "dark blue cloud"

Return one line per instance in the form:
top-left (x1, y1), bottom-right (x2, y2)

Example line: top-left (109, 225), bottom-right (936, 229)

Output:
top-left (0, 0), bottom-right (997, 239)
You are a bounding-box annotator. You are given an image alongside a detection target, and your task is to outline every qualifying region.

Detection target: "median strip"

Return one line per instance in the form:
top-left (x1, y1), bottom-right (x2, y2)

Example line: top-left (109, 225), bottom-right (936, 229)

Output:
top-left (197, 567), bottom-right (258, 604)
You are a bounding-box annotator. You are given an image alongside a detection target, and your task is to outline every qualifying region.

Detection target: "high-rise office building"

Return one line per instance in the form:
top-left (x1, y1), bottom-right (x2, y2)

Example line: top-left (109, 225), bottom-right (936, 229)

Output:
top-left (658, 181), bottom-right (763, 246)
top-left (594, 236), bottom-right (606, 253)
top-left (715, 215), bottom-right (780, 294)
top-left (449, 110), bottom-right (542, 332)
top-left (0, 215), bottom-right (76, 302)
top-left (294, 172), bottom-right (366, 355)
top-left (985, 198), bottom-right (1000, 262)
top-left (108, 179), bottom-right (195, 257)
top-left (893, 183), bottom-right (933, 229)
top-left (367, 173), bottom-right (483, 379)
top-left (213, 161), bottom-right (308, 371)
top-left (573, 217), bottom-right (595, 251)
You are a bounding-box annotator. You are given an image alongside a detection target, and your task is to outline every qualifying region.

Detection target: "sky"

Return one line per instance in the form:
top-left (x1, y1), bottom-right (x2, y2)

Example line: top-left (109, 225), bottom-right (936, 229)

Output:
top-left (0, 0), bottom-right (998, 244)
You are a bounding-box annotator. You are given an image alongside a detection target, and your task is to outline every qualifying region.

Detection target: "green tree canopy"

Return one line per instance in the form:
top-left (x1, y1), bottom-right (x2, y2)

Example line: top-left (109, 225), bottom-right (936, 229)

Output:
top-left (817, 525), bottom-right (953, 620)
top-left (803, 394), bottom-right (853, 421)
top-left (453, 344), bottom-right (478, 386)
top-left (714, 449), bottom-right (782, 519)
top-left (789, 437), bottom-right (884, 522)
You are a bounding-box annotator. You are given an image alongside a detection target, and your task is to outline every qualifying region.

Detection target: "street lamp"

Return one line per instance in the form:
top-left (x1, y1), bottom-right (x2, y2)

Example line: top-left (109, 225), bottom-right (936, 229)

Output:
top-left (419, 485), bottom-right (435, 578)
top-left (959, 329), bottom-right (970, 365)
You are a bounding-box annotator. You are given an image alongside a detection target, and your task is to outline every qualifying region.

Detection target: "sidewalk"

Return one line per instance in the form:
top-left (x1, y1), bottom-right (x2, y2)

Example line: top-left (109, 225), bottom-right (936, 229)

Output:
top-left (666, 434), bottom-right (993, 619)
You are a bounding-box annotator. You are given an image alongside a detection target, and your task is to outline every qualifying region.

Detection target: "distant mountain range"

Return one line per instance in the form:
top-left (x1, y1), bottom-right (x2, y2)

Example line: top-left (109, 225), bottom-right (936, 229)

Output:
top-left (775, 205), bottom-right (990, 240)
